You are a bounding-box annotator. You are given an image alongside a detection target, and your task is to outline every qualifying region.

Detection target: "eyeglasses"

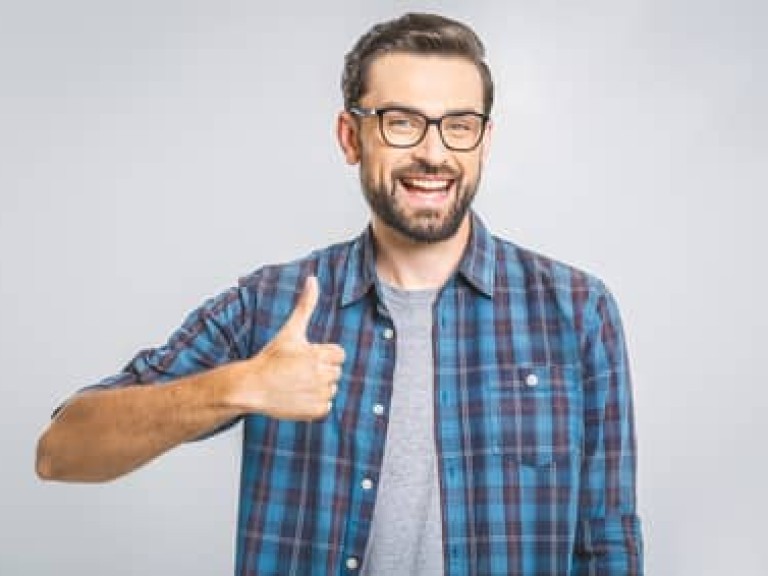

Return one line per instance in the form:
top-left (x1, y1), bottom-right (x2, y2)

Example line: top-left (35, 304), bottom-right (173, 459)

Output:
top-left (349, 106), bottom-right (489, 152)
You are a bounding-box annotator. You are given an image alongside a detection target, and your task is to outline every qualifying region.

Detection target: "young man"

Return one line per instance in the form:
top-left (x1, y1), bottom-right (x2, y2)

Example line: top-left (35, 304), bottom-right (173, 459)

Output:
top-left (37, 13), bottom-right (643, 575)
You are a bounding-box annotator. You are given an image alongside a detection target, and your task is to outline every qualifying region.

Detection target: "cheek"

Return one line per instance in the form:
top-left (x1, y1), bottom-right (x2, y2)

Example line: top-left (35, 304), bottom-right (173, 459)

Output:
top-left (459, 155), bottom-right (483, 179)
top-left (362, 150), bottom-right (406, 181)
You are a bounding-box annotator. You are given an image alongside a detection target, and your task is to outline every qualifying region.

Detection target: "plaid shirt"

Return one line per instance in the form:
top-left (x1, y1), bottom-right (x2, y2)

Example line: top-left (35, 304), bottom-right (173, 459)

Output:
top-left (90, 212), bottom-right (642, 575)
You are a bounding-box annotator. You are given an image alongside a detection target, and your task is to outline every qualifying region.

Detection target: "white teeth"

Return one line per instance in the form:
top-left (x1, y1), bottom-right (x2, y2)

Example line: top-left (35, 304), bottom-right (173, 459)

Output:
top-left (401, 178), bottom-right (451, 191)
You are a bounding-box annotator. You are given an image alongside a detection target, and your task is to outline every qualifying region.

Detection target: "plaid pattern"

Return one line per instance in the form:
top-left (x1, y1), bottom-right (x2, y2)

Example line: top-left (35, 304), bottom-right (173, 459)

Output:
top-left (91, 212), bottom-right (642, 575)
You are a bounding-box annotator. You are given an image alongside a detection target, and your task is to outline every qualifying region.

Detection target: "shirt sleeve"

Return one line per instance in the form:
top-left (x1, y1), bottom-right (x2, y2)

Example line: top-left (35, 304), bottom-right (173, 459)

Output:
top-left (572, 282), bottom-right (644, 574)
top-left (54, 284), bottom-right (254, 439)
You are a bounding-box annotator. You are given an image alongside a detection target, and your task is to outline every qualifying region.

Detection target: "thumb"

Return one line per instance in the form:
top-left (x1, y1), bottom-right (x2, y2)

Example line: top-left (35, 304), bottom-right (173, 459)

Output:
top-left (283, 275), bottom-right (319, 338)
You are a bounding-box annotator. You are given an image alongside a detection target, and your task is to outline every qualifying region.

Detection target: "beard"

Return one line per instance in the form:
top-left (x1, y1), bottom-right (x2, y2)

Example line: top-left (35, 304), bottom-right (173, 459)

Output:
top-left (360, 159), bottom-right (481, 243)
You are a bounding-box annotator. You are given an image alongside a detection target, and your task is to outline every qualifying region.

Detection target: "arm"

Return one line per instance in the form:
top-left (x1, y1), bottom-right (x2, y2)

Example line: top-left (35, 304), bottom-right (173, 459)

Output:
top-left (572, 283), bottom-right (643, 575)
top-left (36, 361), bottom-right (247, 482)
top-left (36, 276), bottom-right (343, 483)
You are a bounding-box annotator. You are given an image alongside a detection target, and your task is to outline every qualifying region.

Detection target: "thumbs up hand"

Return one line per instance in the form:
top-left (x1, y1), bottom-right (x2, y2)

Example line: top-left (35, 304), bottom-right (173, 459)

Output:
top-left (230, 276), bottom-right (345, 420)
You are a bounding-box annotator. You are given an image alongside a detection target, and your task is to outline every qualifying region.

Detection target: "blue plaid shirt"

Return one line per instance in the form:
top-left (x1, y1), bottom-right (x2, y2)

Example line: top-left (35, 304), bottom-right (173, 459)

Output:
top-left (90, 212), bottom-right (642, 575)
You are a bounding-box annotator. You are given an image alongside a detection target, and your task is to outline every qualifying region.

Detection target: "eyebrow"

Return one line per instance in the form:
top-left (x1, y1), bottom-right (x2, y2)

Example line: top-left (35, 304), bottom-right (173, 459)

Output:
top-left (375, 102), bottom-right (484, 116)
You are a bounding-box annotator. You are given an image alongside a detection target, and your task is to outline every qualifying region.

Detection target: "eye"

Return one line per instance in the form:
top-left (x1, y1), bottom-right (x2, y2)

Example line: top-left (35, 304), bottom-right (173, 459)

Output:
top-left (387, 117), bottom-right (414, 128)
top-left (446, 121), bottom-right (471, 132)
top-left (444, 116), bottom-right (478, 133)
top-left (383, 111), bottom-right (422, 133)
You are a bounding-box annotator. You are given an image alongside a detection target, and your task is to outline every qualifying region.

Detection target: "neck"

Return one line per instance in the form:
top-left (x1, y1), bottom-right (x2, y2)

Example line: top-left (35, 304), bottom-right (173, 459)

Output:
top-left (372, 215), bottom-right (471, 290)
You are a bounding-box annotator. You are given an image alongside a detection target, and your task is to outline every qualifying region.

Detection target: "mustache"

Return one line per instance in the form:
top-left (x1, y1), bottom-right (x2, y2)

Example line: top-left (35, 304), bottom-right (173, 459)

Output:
top-left (393, 161), bottom-right (459, 179)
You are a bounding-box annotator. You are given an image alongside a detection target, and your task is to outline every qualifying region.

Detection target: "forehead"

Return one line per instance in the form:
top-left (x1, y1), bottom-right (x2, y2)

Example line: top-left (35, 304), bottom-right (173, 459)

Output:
top-left (363, 53), bottom-right (484, 114)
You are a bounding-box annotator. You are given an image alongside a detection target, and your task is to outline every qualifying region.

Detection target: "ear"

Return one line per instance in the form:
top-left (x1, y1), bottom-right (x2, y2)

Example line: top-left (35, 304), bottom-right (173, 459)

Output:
top-left (337, 111), bottom-right (361, 165)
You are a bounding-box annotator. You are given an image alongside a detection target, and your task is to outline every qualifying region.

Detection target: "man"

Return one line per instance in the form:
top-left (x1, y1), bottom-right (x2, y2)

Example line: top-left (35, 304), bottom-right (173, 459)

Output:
top-left (36, 13), bottom-right (643, 575)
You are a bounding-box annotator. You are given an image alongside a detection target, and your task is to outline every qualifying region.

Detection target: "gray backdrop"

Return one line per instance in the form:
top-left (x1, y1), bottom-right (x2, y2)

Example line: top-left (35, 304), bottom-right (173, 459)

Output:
top-left (2, 0), bottom-right (765, 574)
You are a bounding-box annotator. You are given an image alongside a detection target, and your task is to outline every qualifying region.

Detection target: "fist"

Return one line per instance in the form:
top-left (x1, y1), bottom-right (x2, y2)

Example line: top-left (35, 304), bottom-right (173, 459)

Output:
top-left (236, 276), bottom-right (345, 420)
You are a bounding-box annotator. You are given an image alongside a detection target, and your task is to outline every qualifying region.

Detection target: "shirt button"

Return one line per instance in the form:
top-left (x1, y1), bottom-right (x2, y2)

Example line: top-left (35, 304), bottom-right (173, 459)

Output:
top-left (361, 478), bottom-right (374, 490)
top-left (382, 327), bottom-right (394, 340)
top-left (346, 556), bottom-right (359, 570)
top-left (525, 373), bottom-right (539, 387)
top-left (372, 403), bottom-right (385, 416)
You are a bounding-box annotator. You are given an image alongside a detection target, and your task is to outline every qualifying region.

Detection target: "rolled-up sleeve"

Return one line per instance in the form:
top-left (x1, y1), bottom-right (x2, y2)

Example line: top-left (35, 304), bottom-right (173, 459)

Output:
top-left (53, 284), bottom-right (254, 438)
top-left (573, 282), bottom-right (643, 574)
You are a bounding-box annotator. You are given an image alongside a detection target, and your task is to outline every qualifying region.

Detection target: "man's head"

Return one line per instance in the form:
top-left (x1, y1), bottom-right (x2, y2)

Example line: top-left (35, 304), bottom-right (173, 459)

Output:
top-left (337, 13), bottom-right (494, 244)
top-left (341, 13), bottom-right (494, 116)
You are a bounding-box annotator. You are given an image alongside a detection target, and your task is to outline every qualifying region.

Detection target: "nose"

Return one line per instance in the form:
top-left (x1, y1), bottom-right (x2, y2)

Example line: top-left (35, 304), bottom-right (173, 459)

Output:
top-left (412, 122), bottom-right (449, 165)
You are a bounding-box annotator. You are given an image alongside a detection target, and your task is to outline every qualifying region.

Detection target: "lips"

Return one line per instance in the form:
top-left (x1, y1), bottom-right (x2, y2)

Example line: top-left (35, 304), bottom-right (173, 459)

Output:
top-left (398, 177), bottom-right (454, 193)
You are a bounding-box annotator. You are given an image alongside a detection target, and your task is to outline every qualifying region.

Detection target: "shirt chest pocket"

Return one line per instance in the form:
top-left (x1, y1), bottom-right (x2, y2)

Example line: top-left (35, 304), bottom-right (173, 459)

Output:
top-left (493, 364), bottom-right (584, 466)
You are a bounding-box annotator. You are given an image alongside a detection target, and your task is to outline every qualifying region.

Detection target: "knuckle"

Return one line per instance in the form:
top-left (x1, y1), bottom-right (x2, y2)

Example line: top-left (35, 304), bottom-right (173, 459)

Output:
top-left (323, 367), bottom-right (341, 384)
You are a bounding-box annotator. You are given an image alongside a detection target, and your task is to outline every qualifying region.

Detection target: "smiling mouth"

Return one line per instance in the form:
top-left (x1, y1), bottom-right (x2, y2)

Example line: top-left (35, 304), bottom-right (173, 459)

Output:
top-left (398, 177), bottom-right (455, 194)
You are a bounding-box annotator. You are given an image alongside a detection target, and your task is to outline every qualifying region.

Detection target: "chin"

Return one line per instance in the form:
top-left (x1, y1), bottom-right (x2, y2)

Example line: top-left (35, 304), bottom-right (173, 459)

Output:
top-left (393, 214), bottom-right (466, 244)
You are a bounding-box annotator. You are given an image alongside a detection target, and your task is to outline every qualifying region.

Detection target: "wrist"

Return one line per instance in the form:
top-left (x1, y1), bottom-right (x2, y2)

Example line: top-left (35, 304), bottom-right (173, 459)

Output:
top-left (211, 360), bottom-right (248, 415)
top-left (215, 357), bottom-right (266, 417)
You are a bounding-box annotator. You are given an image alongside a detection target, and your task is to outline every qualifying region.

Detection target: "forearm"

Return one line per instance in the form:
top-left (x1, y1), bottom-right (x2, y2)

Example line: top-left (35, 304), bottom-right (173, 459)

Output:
top-left (573, 514), bottom-right (643, 575)
top-left (573, 284), bottom-right (643, 573)
top-left (36, 361), bottom-right (247, 482)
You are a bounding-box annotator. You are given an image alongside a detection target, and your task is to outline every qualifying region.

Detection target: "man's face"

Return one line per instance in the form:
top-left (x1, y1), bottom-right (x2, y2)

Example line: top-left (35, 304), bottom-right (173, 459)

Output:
top-left (340, 54), bottom-right (492, 243)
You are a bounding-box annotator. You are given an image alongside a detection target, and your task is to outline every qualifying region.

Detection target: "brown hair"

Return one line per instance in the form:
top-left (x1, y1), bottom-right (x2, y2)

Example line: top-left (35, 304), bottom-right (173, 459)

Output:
top-left (342, 13), bottom-right (494, 114)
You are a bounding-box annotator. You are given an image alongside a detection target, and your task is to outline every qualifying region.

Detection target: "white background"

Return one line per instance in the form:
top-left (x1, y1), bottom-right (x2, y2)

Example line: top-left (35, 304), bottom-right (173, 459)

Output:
top-left (1, 0), bottom-right (765, 574)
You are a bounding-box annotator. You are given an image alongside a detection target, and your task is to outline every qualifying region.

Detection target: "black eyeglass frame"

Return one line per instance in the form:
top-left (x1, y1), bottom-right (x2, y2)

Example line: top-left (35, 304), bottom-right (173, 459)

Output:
top-left (349, 105), bottom-right (490, 152)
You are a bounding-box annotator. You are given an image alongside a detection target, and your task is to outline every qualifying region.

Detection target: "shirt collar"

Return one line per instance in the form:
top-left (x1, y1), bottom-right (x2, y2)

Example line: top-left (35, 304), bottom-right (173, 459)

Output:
top-left (457, 211), bottom-right (496, 298)
top-left (340, 211), bottom-right (495, 308)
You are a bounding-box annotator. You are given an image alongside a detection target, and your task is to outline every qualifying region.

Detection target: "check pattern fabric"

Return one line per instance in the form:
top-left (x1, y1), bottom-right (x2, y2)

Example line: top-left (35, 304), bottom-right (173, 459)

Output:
top-left (88, 212), bottom-right (643, 575)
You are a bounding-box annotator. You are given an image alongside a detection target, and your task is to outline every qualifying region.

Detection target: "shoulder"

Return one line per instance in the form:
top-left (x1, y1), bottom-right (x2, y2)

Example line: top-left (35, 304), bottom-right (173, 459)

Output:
top-left (491, 233), bottom-right (607, 298)
top-left (489, 233), bottom-right (623, 340)
top-left (235, 236), bottom-right (359, 306)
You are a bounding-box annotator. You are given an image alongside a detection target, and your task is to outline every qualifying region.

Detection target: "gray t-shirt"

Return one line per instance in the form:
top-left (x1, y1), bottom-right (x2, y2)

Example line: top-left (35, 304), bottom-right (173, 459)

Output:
top-left (362, 283), bottom-right (443, 576)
